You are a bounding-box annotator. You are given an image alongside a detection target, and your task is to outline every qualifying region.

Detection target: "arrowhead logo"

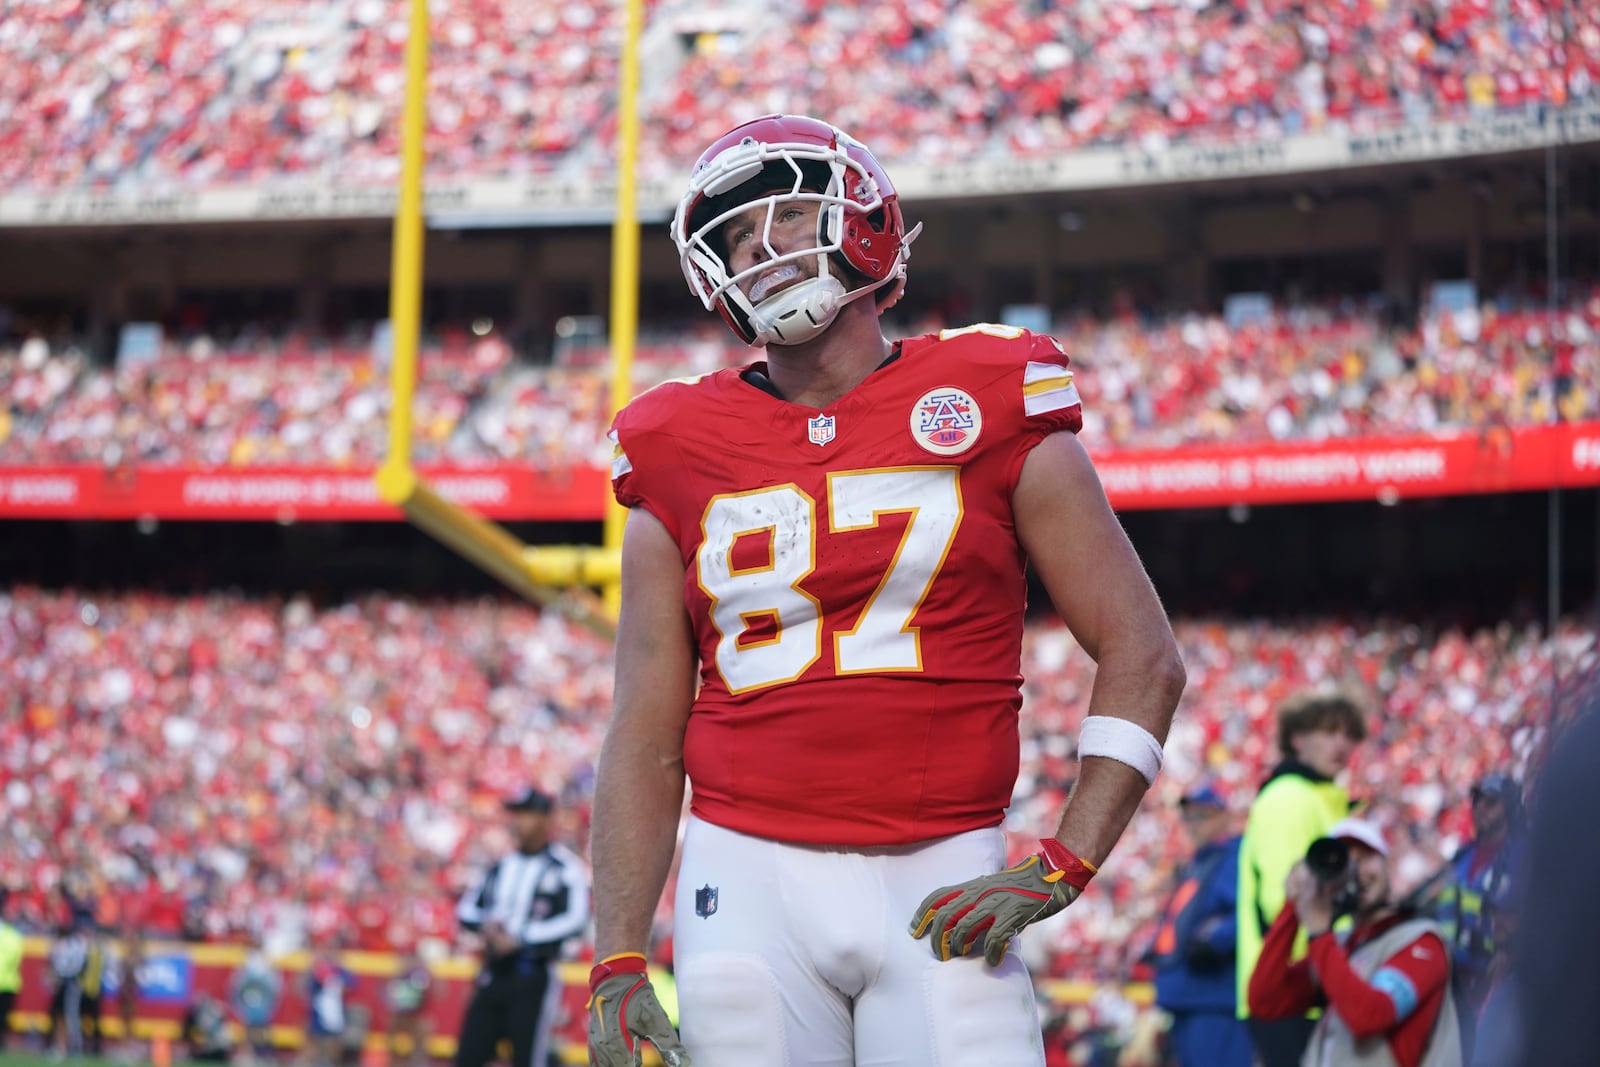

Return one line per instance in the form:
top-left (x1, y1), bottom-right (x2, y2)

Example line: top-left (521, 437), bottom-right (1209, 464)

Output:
top-left (911, 386), bottom-right (983, 456)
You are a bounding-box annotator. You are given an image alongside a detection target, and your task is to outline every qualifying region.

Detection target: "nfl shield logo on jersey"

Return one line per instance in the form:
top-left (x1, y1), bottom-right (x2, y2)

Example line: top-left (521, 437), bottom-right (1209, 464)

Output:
top-left (694, 884), bottom-right (719, 919)
top-left (807, 414), bottom-right (836, 447)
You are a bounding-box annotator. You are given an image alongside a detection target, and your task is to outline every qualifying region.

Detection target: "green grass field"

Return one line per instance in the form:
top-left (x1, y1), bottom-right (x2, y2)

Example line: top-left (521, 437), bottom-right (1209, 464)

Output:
top-left (1, 1056), bottom-right (148, 1067)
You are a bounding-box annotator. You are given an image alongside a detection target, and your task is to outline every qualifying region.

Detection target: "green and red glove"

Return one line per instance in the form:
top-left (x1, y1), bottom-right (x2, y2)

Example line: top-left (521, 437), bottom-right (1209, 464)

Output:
top-left (909, 839), bottom-right (1097, 965)
top-left (586, 953), bottom-right (692, 1067)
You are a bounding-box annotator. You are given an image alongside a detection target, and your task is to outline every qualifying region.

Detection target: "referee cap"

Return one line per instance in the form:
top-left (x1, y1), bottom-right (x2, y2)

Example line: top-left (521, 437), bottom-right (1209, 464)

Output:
top-left (503, 786), bottom-right (554, 813)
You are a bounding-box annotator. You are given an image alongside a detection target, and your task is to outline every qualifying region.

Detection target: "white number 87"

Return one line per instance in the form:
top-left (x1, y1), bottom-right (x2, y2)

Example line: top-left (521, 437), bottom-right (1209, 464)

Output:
top-left (695, 467), bottom-right (964, 694)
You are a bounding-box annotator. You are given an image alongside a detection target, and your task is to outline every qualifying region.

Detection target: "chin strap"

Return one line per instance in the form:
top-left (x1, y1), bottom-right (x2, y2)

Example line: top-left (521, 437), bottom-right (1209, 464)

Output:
top-left (749, 275), bottom-right (847, 346)
top-left (747, 220), bottom-right (923, 347)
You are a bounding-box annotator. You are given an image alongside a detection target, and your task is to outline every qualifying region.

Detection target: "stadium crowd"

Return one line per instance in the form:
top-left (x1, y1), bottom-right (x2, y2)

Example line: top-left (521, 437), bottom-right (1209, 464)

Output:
top-left (0, 328), bottom-right (511, 468)
top-left (1, 0), bottom-right (1596, 190)
top-left (0, 586), bottom-right (1586, 985)
top-left (643, 0), bottom-right (1599, 172)
top-left (0, 0), bottom-right (644, 189)
top-left (3, 288), bottom-right (1596, 467)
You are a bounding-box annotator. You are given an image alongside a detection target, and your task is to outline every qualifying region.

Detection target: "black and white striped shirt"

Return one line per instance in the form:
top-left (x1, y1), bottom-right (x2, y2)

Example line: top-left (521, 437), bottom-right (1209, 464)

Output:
top-left (456, 844), bottom-right (589, 958)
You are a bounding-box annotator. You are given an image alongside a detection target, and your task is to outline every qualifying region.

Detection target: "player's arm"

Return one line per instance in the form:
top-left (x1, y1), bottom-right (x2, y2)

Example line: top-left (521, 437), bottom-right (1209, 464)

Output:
top-left (592, 506), bottom-right (696, 956)
top-left (588, 506), bottom-right (696, 1067)
top-left (1016, 430), bottom-right (1186, 866)
top-left (912, 430), bottom-right (1184, 965)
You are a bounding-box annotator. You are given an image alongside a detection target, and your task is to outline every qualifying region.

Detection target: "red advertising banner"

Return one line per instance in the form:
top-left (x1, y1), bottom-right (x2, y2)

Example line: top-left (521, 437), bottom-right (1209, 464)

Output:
top-left (0, 465), bottom-right (609, 521)
top-left (1091, 421), bottom-right (1600, 510)
top-left (0, 423), bottom-right (1596, 521)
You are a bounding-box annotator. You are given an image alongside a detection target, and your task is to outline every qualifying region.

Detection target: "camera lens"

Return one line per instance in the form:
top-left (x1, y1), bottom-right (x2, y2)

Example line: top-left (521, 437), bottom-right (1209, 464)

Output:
top-left (1306, 837), bottom-right (1351, 879)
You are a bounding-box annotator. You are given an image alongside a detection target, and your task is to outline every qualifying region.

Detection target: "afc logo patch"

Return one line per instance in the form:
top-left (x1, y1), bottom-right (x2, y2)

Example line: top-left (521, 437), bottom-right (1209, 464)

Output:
top-left (911, 386), bottom-right (983, 456)
top-left (807, 413), bottom-right (836, 446)
top-left (694, 884), bottom-right (719, 919)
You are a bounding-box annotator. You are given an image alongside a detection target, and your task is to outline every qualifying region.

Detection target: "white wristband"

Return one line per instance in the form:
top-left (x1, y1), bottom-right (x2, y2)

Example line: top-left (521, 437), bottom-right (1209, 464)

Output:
top-left (1077, 716), bottom-right (1164, 786)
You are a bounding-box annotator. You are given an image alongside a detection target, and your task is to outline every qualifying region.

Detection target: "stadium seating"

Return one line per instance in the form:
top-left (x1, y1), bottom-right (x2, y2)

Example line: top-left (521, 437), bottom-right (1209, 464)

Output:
top-left (2, 587), bottom-right (1587, 982)
top-left (0, 331), bottom-right (511, 466)
top-left (1, 0), bottom-right (1594, 189)
top-left (3, 291), bottom-right (1595, 466)
top-left (0, 0), bottom-right (648, 188)
top-left (642, 0), bottom-right (1597, 173)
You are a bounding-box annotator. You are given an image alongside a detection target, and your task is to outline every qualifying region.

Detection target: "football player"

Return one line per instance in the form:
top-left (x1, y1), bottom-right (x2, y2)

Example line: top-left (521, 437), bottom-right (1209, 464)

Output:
top-left (587, 114), bottom-right (1186, 1067)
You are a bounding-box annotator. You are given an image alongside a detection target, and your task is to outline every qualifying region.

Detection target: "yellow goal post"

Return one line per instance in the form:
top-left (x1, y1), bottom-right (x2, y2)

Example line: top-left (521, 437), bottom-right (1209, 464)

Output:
top-left (375, 0), bottom-right (646, 636)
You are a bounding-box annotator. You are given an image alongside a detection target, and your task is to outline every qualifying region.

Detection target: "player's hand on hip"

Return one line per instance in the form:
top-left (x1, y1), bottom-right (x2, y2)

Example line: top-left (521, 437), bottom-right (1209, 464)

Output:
top-left (587, 953), bottom-right (692, 1067)
top-left (909, 838), bottom-right (1097, 966)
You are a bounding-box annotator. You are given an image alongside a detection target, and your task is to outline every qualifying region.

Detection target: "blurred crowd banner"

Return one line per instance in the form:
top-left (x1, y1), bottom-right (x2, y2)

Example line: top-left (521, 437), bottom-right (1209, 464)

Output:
top-left (8, 939), bottom-right (1144, 1061)
top-left (0, 422), bottom-right (1595, 520)
top-left (2, 104), bottom-right (1596, 228)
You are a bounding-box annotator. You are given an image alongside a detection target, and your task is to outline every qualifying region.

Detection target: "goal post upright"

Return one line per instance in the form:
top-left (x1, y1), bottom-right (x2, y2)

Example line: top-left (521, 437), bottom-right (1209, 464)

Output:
top-left (375, 0), bottom-right (628, 638)
top-left (602, 0), bottom-right (647, 619)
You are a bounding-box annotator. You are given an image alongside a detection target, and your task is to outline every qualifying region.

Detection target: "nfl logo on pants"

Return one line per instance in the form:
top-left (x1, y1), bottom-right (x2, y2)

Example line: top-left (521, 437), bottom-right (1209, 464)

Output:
top-left (807, 414), bottom-right (835, 446)
top-left (695, 884), bottom-right (718, 918)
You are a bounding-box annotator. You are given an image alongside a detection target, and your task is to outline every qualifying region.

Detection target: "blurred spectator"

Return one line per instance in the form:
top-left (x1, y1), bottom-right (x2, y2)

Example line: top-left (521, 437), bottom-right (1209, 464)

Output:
top-left (1504, 668), bottom-right (1600, 1067)
top-left (82, 924), bottom-right (107, 1057)
top-left (305, 947), bottom-right (354, 1067)
top-left (0, 889), bottom-right (20, 1050)
top-left (1146, 782), bottom-right (1250, 1067)
top-left (1248, 818), bottom-right (1462, 1067)
top-left (385, 948), bottom-right (433, 1067)
top-left (1465, 877), bottom-right (1520, 1067)
top-left (230, 943), bottom-right (283, 1065)
top-left (183, 991), bottom-right (236, 1064)
top-left (1428, 773), bottom-right (1522, 1057)
top-left (1237, 689), bottom-right (1368, 1067)
top-left (115, 928), bottom-right (148, 1059)
top-left (47, 917), bottom-right (92, 1060)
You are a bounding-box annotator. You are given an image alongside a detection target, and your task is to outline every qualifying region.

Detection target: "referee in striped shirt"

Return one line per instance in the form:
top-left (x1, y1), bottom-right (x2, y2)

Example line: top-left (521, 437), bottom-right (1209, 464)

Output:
top-left (455, 787), bottom-right (589, 1067)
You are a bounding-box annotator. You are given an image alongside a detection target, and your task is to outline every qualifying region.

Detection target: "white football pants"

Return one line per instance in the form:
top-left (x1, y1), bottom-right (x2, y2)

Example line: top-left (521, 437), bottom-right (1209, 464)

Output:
top-left (673, 816), bottom-right (1047, 1067)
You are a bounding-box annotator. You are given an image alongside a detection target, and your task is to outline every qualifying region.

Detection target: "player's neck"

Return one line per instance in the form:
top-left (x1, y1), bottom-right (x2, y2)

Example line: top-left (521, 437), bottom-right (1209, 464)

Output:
top-left (763, 304), bottom-right (891, 409)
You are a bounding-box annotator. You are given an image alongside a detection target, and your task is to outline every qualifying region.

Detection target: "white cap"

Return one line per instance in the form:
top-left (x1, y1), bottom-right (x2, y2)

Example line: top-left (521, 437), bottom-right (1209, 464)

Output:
top-left (1325, 817), bottom-right (1389, 857)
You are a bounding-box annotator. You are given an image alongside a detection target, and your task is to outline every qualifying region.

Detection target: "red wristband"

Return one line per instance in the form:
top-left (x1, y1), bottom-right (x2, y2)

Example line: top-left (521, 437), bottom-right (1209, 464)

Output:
top-left (588, 951), bottom-right (648, 993)
top-left (1038, 838), bottom-right (1098, 891)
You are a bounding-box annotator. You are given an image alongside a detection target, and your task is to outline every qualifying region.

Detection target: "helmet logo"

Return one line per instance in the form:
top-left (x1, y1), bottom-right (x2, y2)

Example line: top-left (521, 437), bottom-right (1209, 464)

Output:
top-left (911, 387), bottom-right (982, 456)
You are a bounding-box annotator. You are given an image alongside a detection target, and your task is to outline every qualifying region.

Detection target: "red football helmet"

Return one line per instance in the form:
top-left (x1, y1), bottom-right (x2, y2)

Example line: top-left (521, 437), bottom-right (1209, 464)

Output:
top-left (671, 114), bottom-right (919, 347)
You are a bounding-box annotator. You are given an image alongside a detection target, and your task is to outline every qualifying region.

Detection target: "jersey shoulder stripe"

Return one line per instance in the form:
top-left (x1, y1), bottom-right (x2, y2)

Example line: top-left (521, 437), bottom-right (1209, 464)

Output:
top-left (1023, 359), bottom-right (1081, 416)
top-left (909, 323), bottom-right (1081, 432)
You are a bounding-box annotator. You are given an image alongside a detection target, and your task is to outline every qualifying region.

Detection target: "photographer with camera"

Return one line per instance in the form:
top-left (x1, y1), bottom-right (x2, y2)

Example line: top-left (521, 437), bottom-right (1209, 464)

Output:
top-left (1237, 689), bottom-right (1367, 1066)
top-left (1249, 818), bottom-right (1462, 1067)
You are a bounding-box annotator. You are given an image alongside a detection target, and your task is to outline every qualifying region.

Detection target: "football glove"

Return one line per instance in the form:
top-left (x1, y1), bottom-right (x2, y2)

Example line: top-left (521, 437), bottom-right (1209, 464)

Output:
top-left (586, 953), bottom-right (692, 1067)
top-left (909, 838), bottom-right (1097, 966)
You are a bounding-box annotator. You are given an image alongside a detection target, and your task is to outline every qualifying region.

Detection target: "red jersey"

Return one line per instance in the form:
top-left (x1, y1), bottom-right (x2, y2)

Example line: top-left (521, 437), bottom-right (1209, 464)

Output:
top-left (610, 324), bottom-right (1083, 846)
